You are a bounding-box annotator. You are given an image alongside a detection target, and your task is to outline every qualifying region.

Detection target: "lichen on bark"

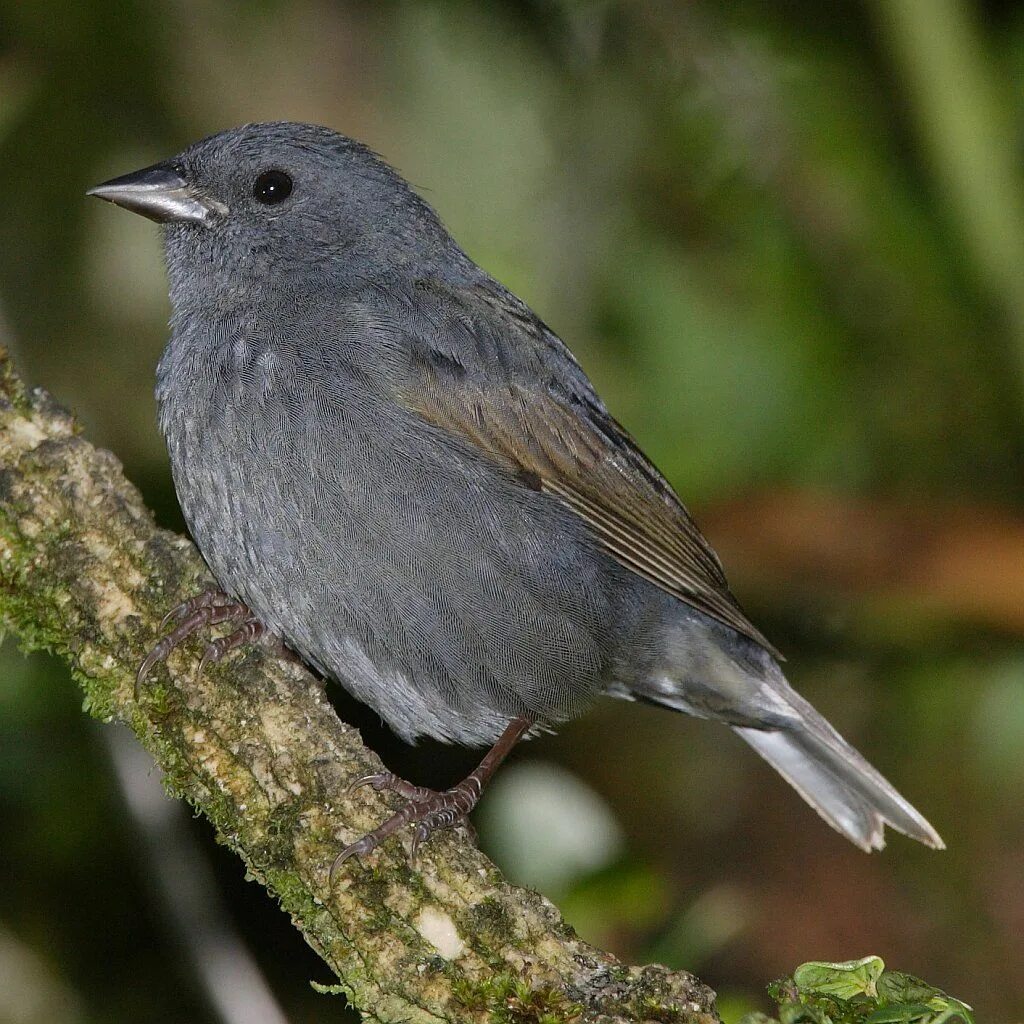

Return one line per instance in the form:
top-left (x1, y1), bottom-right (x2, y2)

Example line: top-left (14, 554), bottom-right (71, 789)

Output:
top-left (0, 346), bottom-right (719, 1024)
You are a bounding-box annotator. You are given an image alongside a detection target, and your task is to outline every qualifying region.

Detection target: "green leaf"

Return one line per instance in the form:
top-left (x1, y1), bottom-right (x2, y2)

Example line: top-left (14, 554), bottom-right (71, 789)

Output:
top-left (737, 1013), bottom-right (779, 1024)
top-left (793, 957), bottom-right (886, 1000)
top-left (876, 973), bottom-right (942, 1004)
top-left (765, 959), bottom-right (973, 1024)
top-left (876, 972), bottom-right (974, 1023)
top-left (864, 1003), bottom-right (935, 1023)
top-left (779, 999), bottom-right (835, 1024)
top-left (929, 1008), bottom-right (974, 1024)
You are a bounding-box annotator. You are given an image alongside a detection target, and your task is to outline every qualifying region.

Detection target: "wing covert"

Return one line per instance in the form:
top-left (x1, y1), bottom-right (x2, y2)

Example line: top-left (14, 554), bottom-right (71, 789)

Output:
top-left (387, 276), bottom-right (782, 660)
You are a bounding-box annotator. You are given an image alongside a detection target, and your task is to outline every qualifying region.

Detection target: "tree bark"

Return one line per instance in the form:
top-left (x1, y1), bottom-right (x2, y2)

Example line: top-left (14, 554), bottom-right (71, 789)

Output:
top-left (0, 346), bottom-right (719, 1024)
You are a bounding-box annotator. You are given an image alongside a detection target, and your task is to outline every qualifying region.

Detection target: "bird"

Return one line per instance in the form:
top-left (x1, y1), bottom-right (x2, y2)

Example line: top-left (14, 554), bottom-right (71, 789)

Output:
top-left (87, 121), bottom-right (943, 870)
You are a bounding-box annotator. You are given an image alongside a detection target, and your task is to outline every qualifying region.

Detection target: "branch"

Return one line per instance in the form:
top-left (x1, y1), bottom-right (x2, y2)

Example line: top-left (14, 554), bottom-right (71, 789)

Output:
top-left (0, 346), bottom-right (718, 1024)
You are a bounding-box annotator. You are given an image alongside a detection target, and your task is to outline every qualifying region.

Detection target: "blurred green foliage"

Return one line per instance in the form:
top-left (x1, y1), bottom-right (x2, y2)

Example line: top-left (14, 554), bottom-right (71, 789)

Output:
top-left (1, 1), bottom-right (1022, 1022)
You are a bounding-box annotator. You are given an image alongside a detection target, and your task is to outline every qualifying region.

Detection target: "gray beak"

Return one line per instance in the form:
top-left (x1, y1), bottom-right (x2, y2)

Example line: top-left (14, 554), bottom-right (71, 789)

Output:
top-left (86, 164), bottom-right (227, 225)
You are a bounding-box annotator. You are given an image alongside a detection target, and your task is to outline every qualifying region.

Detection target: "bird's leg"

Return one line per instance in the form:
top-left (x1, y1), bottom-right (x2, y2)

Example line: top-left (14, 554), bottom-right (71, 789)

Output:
top-left (331, 715), bottom-right (532, 878)
top-left (137, 588), bottom-right (266, 693)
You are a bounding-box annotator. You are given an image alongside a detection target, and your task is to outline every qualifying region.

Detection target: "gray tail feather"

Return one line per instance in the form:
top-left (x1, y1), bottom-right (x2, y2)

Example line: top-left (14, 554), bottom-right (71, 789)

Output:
top-left (733, 703), bottom-right (944, 851)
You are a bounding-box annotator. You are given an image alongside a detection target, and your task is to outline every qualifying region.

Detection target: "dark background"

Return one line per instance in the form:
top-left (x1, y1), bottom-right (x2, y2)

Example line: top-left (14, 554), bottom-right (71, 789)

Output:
top-left (1, 1), bottom-right (1022, 1021)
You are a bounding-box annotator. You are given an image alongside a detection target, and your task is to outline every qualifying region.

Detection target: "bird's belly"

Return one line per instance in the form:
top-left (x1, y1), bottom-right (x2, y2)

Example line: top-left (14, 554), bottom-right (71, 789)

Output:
top-left (163, 392), bottom-right (630, 745)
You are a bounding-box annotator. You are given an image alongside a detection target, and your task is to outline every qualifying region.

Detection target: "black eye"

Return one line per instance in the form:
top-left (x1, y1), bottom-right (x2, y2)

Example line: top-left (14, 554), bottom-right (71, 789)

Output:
top-left (253, 169), bottom-right (293, 205)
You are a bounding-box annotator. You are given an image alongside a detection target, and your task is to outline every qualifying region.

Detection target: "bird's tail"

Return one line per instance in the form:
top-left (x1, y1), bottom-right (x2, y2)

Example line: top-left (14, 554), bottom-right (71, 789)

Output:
top-left (729, 671), bottom-right (942, 856)
top-left (732, 685), bottom-right (943, 851)
top-left (632, 630), bottom-right (943, 851)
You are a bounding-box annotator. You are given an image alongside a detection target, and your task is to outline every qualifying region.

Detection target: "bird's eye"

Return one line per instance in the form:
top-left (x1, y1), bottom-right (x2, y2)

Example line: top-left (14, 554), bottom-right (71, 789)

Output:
top-left (253, 170), bottom-right (293, 205)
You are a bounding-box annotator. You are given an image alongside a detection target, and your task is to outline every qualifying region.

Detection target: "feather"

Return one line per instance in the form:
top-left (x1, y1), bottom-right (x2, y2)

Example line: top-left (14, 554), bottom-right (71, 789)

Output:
top-left (399, 277), bottom-right (782, 660)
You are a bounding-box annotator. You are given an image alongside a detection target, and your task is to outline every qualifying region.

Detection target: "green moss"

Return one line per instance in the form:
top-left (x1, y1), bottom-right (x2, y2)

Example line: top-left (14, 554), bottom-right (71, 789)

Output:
top-left (80, 681), bottom-right (120, 723)
top-left (264, 865), bottom-right (316, 911)
top-left (350, 869), bottom-right (393, 917)
top-left (585, 964), bottom-right (717, 1024)
top-left (132, 678), bottom-right (176, 720)
top-left (309, 980), bottom-right (350, 996)
top-left (0, 353), bottom-right (31, 410)
top-left (460, 895), bottom-right (516, 953)
top-left (451, 972), bottom-right (583, 1024)
top-left (635, 997), bottom-right (693, 1023)
top-left (262, 799), bottom-right (307, 861)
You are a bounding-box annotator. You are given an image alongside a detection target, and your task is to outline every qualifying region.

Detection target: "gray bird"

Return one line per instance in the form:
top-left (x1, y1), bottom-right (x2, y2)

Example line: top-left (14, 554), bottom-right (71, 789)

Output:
top-left (88, 122), bottom-right (943, 867)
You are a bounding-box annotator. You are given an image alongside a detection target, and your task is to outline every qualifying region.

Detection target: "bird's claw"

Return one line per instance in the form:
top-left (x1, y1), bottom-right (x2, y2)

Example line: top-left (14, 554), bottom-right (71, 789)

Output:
top-left (158, 588), bottom-right (235, 629)
top-left (347, 771), bottom-right (435, 802)
top-left (329, 777), bottom-right (480, 882)
top-left (136, 589), bottom-right (261, 697)
top-left (196, 619), bottom-right (268, 678)
top-left (329, 718), bottom-right (530, 882)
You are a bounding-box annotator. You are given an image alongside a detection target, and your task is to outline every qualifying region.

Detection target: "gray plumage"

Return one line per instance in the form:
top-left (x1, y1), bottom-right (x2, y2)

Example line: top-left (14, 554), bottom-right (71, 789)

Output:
top-left (92, 122), bottom-right (942, 852)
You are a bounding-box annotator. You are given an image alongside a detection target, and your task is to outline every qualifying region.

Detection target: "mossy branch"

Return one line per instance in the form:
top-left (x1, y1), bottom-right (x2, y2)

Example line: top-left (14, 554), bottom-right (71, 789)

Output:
top-left (0, 346), bottom-right (718, 1024)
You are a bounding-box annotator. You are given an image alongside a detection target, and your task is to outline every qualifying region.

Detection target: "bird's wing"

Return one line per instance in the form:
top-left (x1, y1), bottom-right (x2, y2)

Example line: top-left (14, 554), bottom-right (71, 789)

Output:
top-left (390, 277), bottom-right (781, 660)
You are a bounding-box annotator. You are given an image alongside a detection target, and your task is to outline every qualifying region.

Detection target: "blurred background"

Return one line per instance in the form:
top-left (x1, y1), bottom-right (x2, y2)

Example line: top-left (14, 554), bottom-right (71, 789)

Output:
top-left (1, 0), bottom-right (1022, 1021)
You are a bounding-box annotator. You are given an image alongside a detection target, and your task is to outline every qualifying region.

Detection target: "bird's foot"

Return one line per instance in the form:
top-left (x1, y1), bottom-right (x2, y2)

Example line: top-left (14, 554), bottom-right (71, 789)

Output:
top-left (137, 588), bottom-right (267, 695)
top-left (329, 716), bottom-right (533, 881)
top-left (330, 772), bottom-right (483, 880)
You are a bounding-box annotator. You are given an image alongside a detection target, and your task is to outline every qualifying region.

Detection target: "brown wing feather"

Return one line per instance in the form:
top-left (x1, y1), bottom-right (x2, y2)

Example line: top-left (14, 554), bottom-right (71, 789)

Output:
top-left (406, 371), bottom-right (782, 660)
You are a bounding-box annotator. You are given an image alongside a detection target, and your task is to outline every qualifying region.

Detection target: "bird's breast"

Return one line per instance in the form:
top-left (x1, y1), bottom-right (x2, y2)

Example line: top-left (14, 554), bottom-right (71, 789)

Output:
top-left (151, 322), bottom-right (663, 741)
top-left (157, 330), bottom-right (336, 593)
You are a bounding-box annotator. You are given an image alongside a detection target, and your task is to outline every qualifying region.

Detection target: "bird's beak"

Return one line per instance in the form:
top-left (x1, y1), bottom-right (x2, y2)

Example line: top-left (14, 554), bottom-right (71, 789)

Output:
top-left (86, 164), bottom-right (227, 225)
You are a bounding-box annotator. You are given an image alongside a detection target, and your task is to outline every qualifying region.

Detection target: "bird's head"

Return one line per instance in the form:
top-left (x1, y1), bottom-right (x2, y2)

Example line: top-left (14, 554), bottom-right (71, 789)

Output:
top-left (88, 121), bottom-right (458, 305)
